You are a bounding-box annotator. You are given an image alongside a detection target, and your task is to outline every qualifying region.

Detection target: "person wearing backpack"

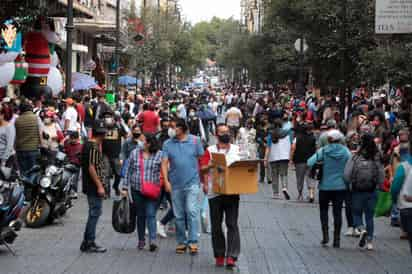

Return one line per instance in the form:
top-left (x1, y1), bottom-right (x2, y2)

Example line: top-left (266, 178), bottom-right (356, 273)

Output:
top-left (307, 129), bottom-right (351, 248)
top-left (344, 134), bottom-right (384, 250)
top-left (290, 121), bottom-right (317, 202)
top-left (264, 119), bottom-right (291, 200)
top-left (391, 136), bottom-right (412, 254)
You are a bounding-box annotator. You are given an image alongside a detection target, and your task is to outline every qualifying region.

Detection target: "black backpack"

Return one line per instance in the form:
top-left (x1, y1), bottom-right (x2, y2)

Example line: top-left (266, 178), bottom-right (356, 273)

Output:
top-left (351, 155), bottom-right (378, 192)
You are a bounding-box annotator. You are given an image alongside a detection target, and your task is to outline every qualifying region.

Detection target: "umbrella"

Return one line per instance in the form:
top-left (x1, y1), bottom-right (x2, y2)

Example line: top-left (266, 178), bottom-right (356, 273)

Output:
top-left (118, 75), bottom-right (141, 86)
top-left (72, 72), bottom-right (97, 91)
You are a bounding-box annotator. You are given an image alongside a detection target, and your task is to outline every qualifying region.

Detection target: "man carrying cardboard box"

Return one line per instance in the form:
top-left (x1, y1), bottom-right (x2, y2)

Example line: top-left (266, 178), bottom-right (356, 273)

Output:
top-left (205, 124), bottom-right (241, 269)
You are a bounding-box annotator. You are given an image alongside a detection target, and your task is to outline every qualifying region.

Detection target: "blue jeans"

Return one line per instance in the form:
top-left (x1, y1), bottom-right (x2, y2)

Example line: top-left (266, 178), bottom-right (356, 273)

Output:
top-left (171, 183), bottom-right (200, 245)
top-left (133, 191), bottom-right (158, 243)
top-left (17, 150), bottom-right (40, 175)
top-left (84, 195), bottom-right (103, 242)
top-left (352, 191), bottom-right (377, 241)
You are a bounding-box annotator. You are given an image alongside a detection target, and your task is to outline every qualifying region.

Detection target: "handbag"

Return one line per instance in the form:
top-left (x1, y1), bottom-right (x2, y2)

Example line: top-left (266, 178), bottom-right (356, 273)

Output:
top-left (112, 195), bottom-right (136, 234)
top-left (138, 151), bottom-right (161, 200)
top-left (374, 190), bottom-right (392, 217)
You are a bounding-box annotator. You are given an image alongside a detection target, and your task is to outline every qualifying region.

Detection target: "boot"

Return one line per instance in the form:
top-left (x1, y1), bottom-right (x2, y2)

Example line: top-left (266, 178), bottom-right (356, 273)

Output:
top-left (333, 224), bottom-right (341, 248)
top-left (321, 225), bottom-right (329, 246)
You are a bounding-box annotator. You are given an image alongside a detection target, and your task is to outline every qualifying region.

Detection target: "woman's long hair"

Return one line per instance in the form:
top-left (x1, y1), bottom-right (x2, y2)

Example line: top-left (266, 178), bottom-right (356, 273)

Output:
top-left (359, 133), bottom-right (378, 160)
top-left (145, 133), bottom-right (160, 154)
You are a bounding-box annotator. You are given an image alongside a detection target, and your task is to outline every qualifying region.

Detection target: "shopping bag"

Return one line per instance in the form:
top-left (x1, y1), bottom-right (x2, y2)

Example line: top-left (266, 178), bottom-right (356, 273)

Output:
top-left (374, 191), bottom-right (392, 217)
top-left (112, 196), bottom-right (136, 233)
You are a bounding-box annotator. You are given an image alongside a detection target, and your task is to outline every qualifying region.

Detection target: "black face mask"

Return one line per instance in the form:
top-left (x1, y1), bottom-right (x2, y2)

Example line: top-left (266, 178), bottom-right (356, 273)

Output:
top-left (133, 133), bottom-right (141, 139)
top-left (218, 134), bottom-right (231, 144)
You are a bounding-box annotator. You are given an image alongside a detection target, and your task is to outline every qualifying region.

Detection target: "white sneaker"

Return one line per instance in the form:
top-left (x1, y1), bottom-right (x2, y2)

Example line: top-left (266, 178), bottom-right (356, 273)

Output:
top-left (344, 227), bottom-right (354, 237)
top-left (157, 221), bottom-right (167, 238)
top-left (353, 228), bottom-right (362, 237)
top-left (272, 193), bottom-right (281, 199)
top-left (366, 241), bottom-right (374, 251)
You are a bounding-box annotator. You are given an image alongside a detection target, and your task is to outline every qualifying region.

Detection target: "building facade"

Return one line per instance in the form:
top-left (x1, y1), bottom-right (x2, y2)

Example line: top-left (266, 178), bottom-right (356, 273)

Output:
top-left (241, 0), bottom-right (265, 33)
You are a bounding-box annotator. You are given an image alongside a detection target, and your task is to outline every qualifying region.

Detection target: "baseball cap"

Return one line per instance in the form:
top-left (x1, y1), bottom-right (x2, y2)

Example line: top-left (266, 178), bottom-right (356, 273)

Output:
top-left (326, 119), bottom-right (337, 129)
top-left (63, 98), bottom-right (74, 105)
top-left (328, 129), bottom-right (344, 142)
top-left (93, 120), bottom-right (107, 134)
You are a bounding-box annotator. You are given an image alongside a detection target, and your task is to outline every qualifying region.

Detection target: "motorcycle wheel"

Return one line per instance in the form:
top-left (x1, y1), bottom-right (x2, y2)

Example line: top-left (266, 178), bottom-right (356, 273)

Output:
top-left (25, 199), bottom-right (50, 228)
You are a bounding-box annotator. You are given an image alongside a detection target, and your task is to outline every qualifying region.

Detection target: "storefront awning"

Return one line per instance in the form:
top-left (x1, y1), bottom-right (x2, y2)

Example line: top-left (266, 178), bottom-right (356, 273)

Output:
top-left (58, 41), bottom-right (88, 53)
top-left (74, 20), bottom-right (116, 33)
top-left (54, 0), bottom-right (94, 18)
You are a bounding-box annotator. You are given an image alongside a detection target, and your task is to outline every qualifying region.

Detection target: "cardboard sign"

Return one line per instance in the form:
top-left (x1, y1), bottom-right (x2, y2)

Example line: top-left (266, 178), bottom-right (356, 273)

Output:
top-left (211, 153), bottom-right (259, 195)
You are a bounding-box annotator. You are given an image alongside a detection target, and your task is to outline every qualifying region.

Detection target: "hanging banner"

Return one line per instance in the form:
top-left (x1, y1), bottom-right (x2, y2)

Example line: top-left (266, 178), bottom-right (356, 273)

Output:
top-left (376, 0), bottom-right (412, 34)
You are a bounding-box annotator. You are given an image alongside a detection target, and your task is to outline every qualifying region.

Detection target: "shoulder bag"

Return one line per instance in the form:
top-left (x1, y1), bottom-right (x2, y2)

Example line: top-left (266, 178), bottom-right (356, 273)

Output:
top-left (139, 151), bottom-right (161, 200)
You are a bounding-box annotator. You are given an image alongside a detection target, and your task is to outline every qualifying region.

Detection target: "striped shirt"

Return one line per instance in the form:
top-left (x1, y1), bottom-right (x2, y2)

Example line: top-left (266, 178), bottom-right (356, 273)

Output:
top-left (123, 148), bottom-right (162, 192)
top-left (82, 141), bottom-right (104, 196)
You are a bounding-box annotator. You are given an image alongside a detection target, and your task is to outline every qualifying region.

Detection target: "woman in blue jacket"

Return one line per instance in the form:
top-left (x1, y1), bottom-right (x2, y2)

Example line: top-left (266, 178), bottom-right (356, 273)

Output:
top-left (307, 130), bottom-right (351, 248)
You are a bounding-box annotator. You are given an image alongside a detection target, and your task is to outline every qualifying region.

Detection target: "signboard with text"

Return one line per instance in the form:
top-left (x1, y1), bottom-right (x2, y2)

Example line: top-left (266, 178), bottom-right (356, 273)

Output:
top-left (376, 0), bottom-right (412, 33)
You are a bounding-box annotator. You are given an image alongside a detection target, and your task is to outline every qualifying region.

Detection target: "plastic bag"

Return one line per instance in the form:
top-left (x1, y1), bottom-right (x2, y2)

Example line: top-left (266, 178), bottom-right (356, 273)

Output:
top-left (112, 195), bottom-right (136, 234)
top-left (374, 191), bottom-right (392, 217)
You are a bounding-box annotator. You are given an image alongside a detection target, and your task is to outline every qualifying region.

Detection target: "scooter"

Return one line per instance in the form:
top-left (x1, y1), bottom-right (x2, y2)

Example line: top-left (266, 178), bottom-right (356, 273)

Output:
top-left (24, 151), bottom-right (74, 228)
top-left (0, 166), bottom-right (25, 255)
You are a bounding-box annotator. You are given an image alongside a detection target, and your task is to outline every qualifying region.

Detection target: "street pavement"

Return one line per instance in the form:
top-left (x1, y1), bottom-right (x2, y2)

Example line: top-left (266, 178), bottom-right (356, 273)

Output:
top-left (1, 171), bottom-right (412, 274)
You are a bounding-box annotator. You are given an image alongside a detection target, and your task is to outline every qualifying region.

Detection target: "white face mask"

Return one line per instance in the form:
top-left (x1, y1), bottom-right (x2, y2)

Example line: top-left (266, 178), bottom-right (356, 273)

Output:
top-left (44, 118), bottom-right (52, 125)
top-left (138, 140), bottom-right (144, 148)
top-left (168, 128), bottom-right (176, 138)
top-left (105, 117), bottom-right (114, 126)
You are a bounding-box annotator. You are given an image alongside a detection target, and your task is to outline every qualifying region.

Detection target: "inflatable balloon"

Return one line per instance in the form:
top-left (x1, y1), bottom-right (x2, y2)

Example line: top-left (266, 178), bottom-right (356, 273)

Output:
top-left (24, 31), bottom-right (51, 78)
top-left (0, 51), bottom-right (18, 65)
top-left (47, 67), bottom-right (63, 96)
top-left (50, 52), bottom-right (59, 67)
top-left (11, 54), bottom-right (28, 85)
top-left (0, 62), bottom-right (15, 87)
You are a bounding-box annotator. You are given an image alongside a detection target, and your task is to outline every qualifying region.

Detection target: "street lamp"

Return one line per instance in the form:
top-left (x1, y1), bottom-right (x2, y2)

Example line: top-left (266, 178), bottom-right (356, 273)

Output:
top-left (294, 38), bottom-right (308, 96)
top-left (65, 0), bottom-right (74, 97)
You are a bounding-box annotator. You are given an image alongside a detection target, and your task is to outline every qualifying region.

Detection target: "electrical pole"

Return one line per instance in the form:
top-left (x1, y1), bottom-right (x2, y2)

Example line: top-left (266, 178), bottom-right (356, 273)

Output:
top-left (297, 37), bottom-right (305, 97)
top-left (65, 0), bottom-right (74, 97)
top-left (339, 0), bottom-right (347, 119)
top-left (115, 0), bottom-right (121, 93)
top-left (142, 0), bottom-right (147, 92)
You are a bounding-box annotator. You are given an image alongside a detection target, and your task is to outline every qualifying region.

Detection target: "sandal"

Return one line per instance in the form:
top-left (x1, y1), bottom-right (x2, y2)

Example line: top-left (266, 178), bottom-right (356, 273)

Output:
top-left (176, 244), bottom-right (187, 254)
top-left (188, 243), bottom-right (199, 255)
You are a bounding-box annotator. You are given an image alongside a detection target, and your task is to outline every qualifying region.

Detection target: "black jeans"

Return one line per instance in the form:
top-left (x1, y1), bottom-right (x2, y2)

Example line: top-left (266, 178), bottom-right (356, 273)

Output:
top-left (319, 190), bottom-right (346, 230)
top-left (107, 157), bottom-right (121, 191)
top-left (400, 208), bottom-right (412, 254)
top-left (209, 195), bottom-right (240, 259)
top-left (344, 191), bottom-right (354, 228)
top-left (160, 190), bottom-right (175, 225)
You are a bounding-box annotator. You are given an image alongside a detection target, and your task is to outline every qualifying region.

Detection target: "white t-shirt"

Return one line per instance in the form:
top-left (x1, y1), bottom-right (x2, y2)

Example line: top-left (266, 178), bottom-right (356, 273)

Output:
top-left (225, 107), bottom-right (242, 127)
top-left (62, 106), bottom-right (78, 131)
top-left (209, 101), bottom-right (219, 115)
top-left (207, 144), bottom-right (241, 199)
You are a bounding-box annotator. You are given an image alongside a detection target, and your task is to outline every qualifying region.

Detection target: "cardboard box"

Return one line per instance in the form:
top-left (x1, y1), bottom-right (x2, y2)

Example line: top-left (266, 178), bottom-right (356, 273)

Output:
top-left (211, 153), bottom-right (259, 195)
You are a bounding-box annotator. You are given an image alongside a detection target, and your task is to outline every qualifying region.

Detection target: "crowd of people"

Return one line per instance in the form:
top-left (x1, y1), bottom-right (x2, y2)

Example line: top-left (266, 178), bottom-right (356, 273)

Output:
top-left (0, 82), bottom-right (412, 267)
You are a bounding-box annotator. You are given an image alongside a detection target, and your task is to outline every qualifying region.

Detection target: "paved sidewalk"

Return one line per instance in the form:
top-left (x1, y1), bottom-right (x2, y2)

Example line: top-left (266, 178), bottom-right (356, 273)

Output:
top-left (0, 173), bottom-right (411, 274)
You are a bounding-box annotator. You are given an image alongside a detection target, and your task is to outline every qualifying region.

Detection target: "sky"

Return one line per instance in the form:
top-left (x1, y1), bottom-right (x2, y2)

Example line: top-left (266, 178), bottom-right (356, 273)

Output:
top-left (180, 0), bottom-right (241, 24)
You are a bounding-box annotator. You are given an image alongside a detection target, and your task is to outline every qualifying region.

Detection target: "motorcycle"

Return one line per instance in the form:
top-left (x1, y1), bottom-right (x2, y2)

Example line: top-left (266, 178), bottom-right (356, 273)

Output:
top-left (24, 150), bottom-right (75, 228)
top-left (0, 166), bottom-right (25, 254)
